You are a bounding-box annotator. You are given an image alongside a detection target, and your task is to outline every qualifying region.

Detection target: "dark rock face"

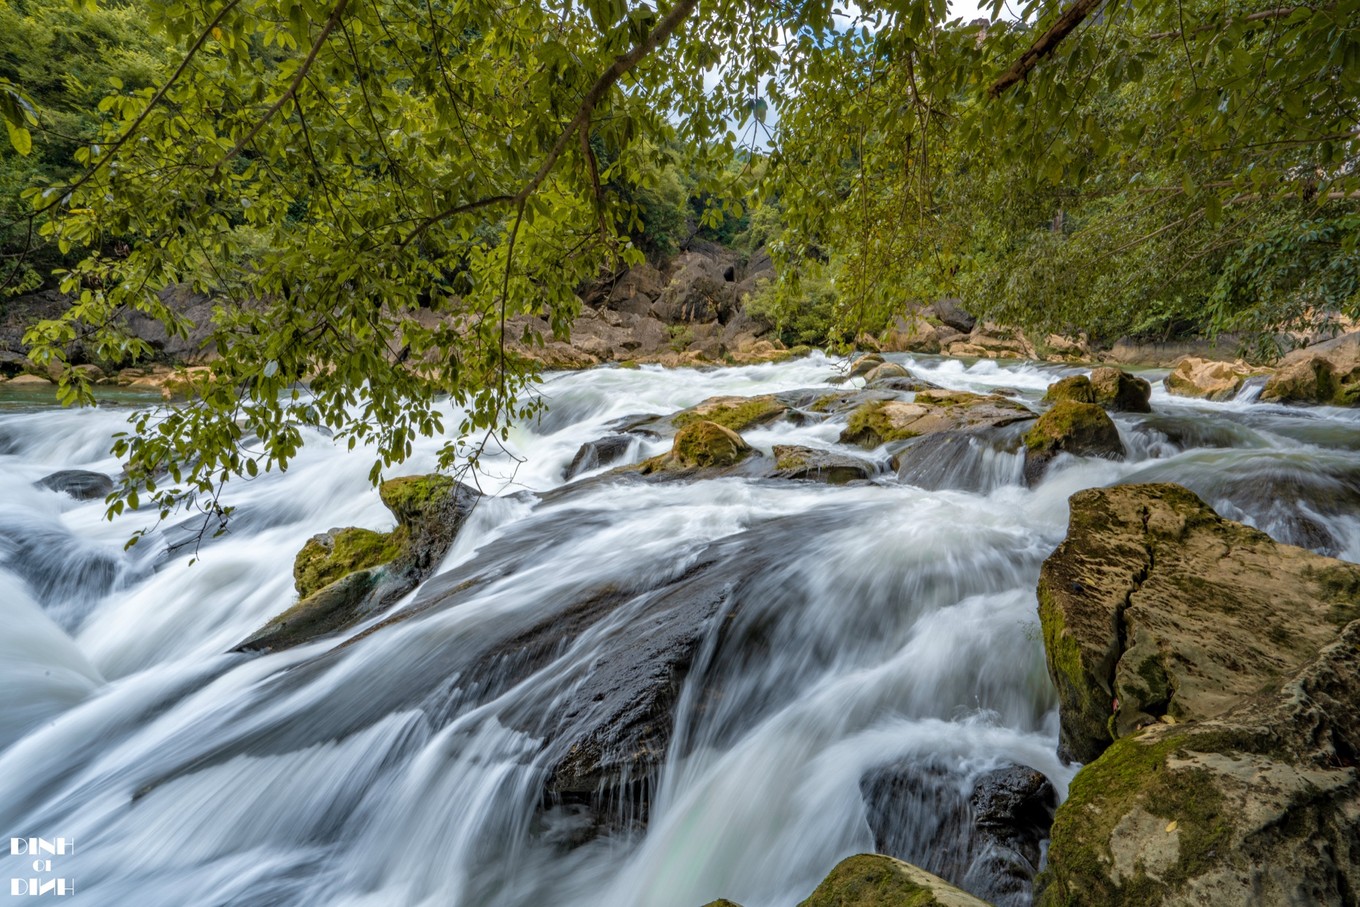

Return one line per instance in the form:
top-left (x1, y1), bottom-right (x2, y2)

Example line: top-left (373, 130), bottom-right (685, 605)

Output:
top-left (1035, 483), bottom-right (1360, 907)
top-left (861, 760), bottom-right (1056, 907)
top-left (563, 434), bottom-right (636, 480)
top-left (928, 298), bottom-right (977, 334)
top-left (35, 469), bottom-right (114, 501)
top-left (1088, 366), bottom-right (1152, 413)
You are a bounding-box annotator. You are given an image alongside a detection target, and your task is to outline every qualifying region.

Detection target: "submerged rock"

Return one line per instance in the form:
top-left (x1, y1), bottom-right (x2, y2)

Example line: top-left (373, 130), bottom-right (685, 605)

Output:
top-left (1261, 331), bottom-right (1360, 406)
top-left (839, 390), bottom-right (1033, 449)
top-left (796, 855), bottom-right (991, 907)
top-left (34, 469), bottom-right (114, 501)
top-left (564, 434), bottom-right (636, 479)
top-left (770, 444), bottom-right (875, 484)
top-left (235, 474), bottom-right (480, 652)
top-left (1164, 357), bottom-right (1262, 402)
top-left (1022, 401), bottom-right (1124, 483)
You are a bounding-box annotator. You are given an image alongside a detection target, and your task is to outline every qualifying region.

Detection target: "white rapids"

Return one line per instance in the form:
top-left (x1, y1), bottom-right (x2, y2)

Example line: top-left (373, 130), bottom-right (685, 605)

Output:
top-left (1, 351), bottom-right (1357, 907)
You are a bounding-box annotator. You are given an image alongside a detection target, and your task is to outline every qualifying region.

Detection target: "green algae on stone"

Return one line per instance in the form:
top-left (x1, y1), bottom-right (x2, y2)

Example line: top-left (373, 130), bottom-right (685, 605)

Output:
top-left (671, 394), bottom-right (788, 433)
top-left (1043, 375), bottom-right (1097, 406)
top-left (673, 420), bottom-right (752, 468)
top-left (797, 854), bottom-right (990, 907)
top-left (293, 527), bottom-right (405, 599)
top-left (378, 473), bottom-right (459, 525)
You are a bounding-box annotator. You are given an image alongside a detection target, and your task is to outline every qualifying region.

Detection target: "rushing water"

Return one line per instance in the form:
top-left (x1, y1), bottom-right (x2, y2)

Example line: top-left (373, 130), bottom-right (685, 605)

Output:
top-left (1, 353), bottom-right (1358, 907)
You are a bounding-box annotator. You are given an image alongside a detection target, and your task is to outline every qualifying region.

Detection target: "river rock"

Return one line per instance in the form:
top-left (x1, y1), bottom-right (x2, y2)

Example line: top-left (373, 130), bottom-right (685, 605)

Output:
top-left (861, 361), bottom-right (912, 383)
top-left (839, 390), bottom-right (1034, 448)
top-left (1038, 618), bottom-right (1360, 906)
top-left (564, 434), bottom-right (636, 479)
top-left (627, 420), bottom-right (754, 477)
top-left (880, 314), bottom-right (942, 354)
top-left (797, 855), bottom-right (991, 907)
top-left (1164, 357), bottom-right (1261, 402)
top-left (1022, 401), bottom-right (1124, 483)
top-left (861, 759), bottom-right (1056, 906)
top-left (1088, 366), bottom-right (1152, 412)
top-left (1037, 483), bottom-right (1360, 763)
top-left (1261, 331), bottom-right (1360, 406)
top-left (671, 394), bottom-right (789, 433)
top-left (770, 445), bottom-right (874, 484)
top-left (1042, 375), bottom-right (1097, 406)
top-left (235, 474), bottom-right (480, 651)
top-left (35, 469), bottom-right (114, 501)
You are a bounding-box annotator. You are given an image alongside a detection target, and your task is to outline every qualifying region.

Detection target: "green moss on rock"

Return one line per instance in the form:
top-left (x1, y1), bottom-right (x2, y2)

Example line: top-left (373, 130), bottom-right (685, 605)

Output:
top-left (379, 473), bottom-right (458, 525)
top-left (842, 400), bottom-right (918, 447)
top-left (1043, 375), bottom-right (1097, 405)
top-left (293, 527), bottom-right (404, 599)
top-left (798, 855), bottom-right (990, 907)
top-left (672, 395), bottom-right (787, 432)
top-left (672, 420), bottom-right (753, 468)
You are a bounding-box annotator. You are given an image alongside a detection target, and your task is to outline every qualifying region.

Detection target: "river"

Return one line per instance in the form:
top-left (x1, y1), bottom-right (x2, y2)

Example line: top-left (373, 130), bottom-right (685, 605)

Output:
top-left (1, 352), bottom-right (1357, 906)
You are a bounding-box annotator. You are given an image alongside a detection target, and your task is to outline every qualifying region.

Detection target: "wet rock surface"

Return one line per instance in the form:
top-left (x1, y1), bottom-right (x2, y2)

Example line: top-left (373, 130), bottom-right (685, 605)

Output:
top-left (35, 469), bottom-right (114, 500)
top-left (1035, 482), bottom-right (1360, 906)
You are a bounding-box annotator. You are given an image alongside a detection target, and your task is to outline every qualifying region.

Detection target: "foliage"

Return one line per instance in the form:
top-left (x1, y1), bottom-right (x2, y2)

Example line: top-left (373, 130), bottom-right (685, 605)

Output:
top-left (1, 0), bottom-right (1357, 527)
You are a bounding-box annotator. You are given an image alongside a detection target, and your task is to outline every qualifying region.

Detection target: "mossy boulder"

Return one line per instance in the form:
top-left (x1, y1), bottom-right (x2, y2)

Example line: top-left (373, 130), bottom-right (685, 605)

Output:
top-left (671, 394), bottom-right (789, 432)
top-left (1022, 401), bottom-right (1123, 482)
top-left (235, 473), bottom-right (479, 652)
top-left (796, 855), bottom-right (991, 907)
top-left (1037, 483), bottom-right (1360, 763)
top-left (293, 527), bottom-right (405, 600)
top-left (1261, 332), bottom-right (1360, 406)
top-left (1037, 618), bottom-right (1360, 907)
top-left (839, 391), bottom-right (1033, 449)
top-left (1163, 357), bottom-right (1263, 402)
top-left (1089, 367), bottom-right (1152, 412)
top-left (673, 420), bottom-right (752, 468)
top-left (1042, 375), bottom-right (1097, 406)
top-left (630, 420), bottom-right (754, 477)
top-left (830, 353), bottom-right (886, 384)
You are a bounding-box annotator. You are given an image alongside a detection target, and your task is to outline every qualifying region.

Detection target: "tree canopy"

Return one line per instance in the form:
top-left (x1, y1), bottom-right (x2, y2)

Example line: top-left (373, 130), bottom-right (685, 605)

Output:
top-left (1, 0), bottom-right (1357, 525)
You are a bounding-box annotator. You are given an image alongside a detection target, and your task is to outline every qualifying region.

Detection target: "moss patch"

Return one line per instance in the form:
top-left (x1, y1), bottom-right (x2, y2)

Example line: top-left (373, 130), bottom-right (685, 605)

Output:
top-left (1025, 400), bottom-right (1122, 454)
top-left (1044, 375), bottom-right (1097, 405)
top-left (672, 420), bottom-right (752, 468)
top-left (294, 527), bottom-right (404, 599)
top-left (671, 395), bottom-right (787, 432)
top-left (797, 856), bottom-right (952, 907)
top-left (841, 400), bottom-right (918, 447)
top-left (379, 473), bottom-right (457, 525)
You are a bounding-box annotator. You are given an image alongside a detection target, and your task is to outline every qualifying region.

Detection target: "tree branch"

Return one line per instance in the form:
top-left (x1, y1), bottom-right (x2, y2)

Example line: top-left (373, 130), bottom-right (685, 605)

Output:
top-left (988, 0), bottom-right (1105, 99)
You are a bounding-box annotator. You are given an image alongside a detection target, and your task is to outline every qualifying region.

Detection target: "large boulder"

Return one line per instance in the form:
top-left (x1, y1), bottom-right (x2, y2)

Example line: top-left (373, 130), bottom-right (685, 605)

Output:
top-left (1042, 375), bottom-right (1097, 406)
top-left (625, 420), bottom-right (755, 477)
top-left (1036, 483), bottom-right (1360, 764)
top-left (927, 298), bottom-right (977, 335)
top-left (839, 390), bottom-right (1034, 448)
top-left (880, 313), bottom-right (942, 354)
top-left (654, 251), bottom-right (738, 324)
top-left (1038, 566), bottom-right (1360, 906)
top-left (235, 474), bottom-right (480, 651)
top-left (1022, 401), bottom-right (1124, 483)
top-left (1088, 366), bottom-right (1152, 413)
top-left (1261, 331), bottom-right (1360, 406)
top-left (796, 855), bottom-right (991, 907)
top-left (1163, 357), bottom-right (1263, 402)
